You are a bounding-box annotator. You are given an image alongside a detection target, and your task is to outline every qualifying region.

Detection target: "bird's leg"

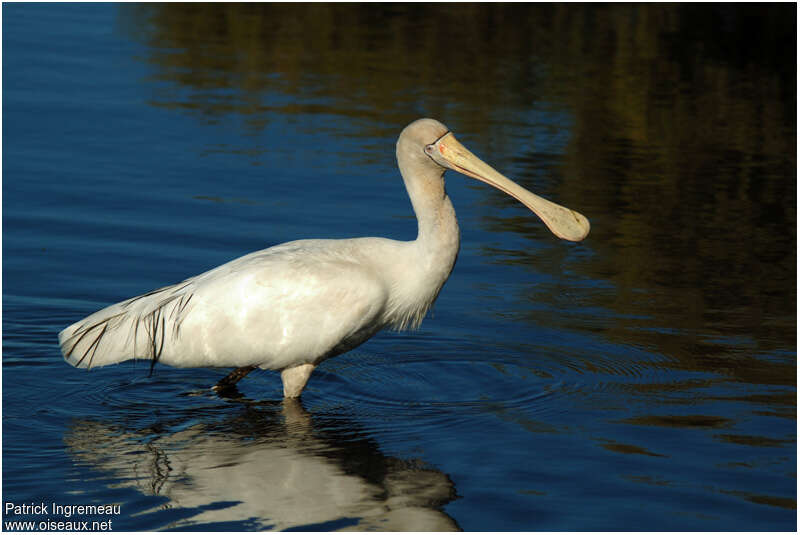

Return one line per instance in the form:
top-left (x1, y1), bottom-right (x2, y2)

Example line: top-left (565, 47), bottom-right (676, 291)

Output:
top-left (280, 363), bottom-right (316, 398)
top-left (213, 365), bottom-right (257, 393)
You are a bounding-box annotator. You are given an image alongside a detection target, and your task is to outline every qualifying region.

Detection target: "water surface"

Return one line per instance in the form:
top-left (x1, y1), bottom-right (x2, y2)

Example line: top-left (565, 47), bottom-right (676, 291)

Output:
top-left (3, 3), bottom-right (796, 531)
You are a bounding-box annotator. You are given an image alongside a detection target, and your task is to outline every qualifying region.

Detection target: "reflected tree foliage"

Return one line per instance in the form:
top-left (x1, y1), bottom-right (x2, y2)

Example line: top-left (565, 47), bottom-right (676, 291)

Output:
top-left (118, 4), bottom-right (795, 386)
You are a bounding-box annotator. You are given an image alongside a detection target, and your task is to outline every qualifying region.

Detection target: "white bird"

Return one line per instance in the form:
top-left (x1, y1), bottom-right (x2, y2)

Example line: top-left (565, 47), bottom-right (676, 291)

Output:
top-left (59, 118), bottom-right (590, 398)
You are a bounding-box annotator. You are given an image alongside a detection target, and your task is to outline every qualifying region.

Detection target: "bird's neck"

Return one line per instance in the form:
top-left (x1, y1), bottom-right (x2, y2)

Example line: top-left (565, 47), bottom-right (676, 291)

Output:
top-left (400, 162), bottom-right (460, 254)
top-left (400, 167), bottom-right (461, 321)
top-left (413, 184), bottom-right (460, 258)
top-left (377, 161), bottom-right (461, 332)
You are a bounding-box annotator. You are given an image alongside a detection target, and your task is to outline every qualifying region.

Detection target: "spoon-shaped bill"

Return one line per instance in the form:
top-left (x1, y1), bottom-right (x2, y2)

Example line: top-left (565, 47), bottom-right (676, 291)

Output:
top-left (425, 133), bottom-right (590, 242)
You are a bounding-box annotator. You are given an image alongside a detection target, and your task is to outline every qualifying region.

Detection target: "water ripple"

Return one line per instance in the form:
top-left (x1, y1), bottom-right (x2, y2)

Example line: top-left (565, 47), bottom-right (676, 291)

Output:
top-left (309, 352), bottom-right (581, 426)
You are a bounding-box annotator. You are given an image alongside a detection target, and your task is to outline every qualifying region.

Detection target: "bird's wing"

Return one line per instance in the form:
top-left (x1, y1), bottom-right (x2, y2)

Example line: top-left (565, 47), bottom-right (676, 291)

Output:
top-left (59, 239), bottom-right (392, 371)
top-left (171, 240), bottom-right (393, 370)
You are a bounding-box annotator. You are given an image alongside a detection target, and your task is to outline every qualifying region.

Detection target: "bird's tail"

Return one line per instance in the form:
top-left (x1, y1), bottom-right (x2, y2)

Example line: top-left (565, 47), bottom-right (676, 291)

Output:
top-left (59, 305), bottom-right (139, 369)
top-left (59, 282), bottom-right (194, 370)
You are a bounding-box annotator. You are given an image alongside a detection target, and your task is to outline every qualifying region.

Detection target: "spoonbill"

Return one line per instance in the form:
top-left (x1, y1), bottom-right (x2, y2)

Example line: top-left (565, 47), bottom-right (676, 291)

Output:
top-left (59, 118), bottom-right (589, 398)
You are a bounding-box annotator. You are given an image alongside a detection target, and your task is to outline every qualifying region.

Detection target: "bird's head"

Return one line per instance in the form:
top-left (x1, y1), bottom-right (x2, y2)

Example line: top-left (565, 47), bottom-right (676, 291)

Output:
top-left (397, 118), bottom-right (590, 242)
top-left (396, 118), bottom-right (451, 176)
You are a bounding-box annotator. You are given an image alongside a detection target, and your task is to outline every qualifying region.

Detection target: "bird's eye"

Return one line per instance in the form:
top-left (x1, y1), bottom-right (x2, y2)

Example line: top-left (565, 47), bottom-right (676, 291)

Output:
top-left (424, 144), bottom-right (435, 155)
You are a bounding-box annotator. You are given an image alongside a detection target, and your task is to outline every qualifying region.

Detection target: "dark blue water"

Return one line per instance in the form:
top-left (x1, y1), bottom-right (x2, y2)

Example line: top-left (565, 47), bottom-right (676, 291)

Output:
top-left (3, 3), bottom-right (795, 531)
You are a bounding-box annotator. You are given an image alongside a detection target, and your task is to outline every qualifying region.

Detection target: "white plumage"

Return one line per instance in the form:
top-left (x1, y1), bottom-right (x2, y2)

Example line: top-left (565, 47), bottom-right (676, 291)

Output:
top-left (59, 118), bottom-right (589, 397)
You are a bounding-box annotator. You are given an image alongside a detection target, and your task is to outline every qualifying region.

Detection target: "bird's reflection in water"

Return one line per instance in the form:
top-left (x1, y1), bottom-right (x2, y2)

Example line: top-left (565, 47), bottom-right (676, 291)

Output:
top-left (64, 396), bottom-right (460, 530)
